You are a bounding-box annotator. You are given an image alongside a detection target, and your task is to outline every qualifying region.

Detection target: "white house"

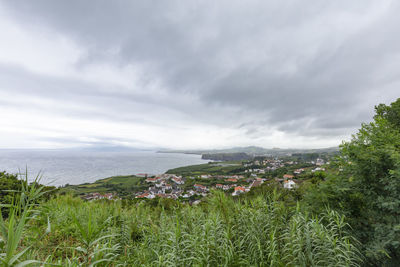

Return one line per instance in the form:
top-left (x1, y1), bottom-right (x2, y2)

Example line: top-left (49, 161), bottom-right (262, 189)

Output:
top-left (164, 184), bottom-right (172, 190)
top-left (312, 167), bottom-right (325, 173)
top-left (283, 180), bottom-right (297, 189)
top-left (171, 177), bottom-right (184, 184)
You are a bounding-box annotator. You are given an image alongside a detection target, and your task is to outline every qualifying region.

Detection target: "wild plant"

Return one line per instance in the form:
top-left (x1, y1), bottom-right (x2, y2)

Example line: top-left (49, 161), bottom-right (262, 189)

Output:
top-left (0, 171), bottom-right (49, 266)
top-left (71, 212), bottom-right (120, 266)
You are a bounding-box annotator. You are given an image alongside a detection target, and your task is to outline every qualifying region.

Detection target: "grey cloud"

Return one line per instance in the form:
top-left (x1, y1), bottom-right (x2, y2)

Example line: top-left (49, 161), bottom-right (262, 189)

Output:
top-left (0, 0), bottom-right (399, 146)
top-left (0, 62), bottom-right (239, 130)
top-left (34, 135), bottom-right (151, 148)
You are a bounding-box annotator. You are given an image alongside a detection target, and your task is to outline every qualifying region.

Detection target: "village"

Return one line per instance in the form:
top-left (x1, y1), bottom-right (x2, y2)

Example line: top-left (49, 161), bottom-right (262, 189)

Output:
top-left (82, 156), bottom-right (328, 202)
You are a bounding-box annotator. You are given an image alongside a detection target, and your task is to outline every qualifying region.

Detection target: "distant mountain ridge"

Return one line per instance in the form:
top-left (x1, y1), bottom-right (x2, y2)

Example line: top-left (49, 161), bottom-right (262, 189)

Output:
top-left (201, 152), bottom-right (253, 161)
top-left (158, 146), bottom-right (339, 156)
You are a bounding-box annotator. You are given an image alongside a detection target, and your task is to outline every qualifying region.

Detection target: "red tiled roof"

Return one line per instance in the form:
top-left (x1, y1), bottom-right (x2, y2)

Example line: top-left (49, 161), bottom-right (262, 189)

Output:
top-left (283, 174), bottom-right (294, 179)
top-left (234, 186), bottom-right (245, 192)
top-left (136, 193), bottom-right (149, 198)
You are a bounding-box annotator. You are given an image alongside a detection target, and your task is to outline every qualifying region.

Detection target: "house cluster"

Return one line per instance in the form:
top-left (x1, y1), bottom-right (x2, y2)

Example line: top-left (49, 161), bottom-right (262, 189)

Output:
top-left (81, 154), bottom-right (331, 202)
top-left (273, 159), bottom-right (328, 189)
top-left (243, 158), bottom-right (288, 173)
top-left (178, 184), bottom-right (210, 199)
top-left (81, 192), bottom-right (117, 201)
top-left (215, 184), bottom-right (232, 190)
top-left (245, 168), bottom-right (265, 174)
top-left (202, 175), bottom-right (264, 196)
top-left (226, 177), bottom-right (265, 196)
top-left (294, 168), bottom-right (305, 174)
top-left (310, 158), bottom-right (325, 166)
top-left (136, 173), bottom-right (257, 200)
top-left (200, 175), bottom-right (245, 180)
top-left (135, 171), bottom-right (270, 200)
top-left (231, 177), bottom-right (268, 196)
top-left (215, 180), bottom-right (244, 193)
top-left (136, 174), bottom-right (185, 199)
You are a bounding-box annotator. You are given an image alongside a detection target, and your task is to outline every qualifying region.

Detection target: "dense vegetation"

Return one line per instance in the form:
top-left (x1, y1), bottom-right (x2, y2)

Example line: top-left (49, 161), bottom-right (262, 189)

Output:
top-left (0, 98), bottom-right (399, 266)
top-left (166, 161), bottom-right (245, 176)
top-left (303, 99), bottom-right (400, 266)
top-left (60, 175), bottom-right (147, 198)
top-left (0, 182), bottom-right (361, 266)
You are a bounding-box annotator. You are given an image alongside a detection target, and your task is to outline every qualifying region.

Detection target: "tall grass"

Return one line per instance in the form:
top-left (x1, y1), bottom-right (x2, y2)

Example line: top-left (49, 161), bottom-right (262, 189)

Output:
top-left (1, 183), bottom-right (361, 266)
top-left (0, 171), bottom-right (47, 266)
top-left (125, 191), bottom-right (361, 266)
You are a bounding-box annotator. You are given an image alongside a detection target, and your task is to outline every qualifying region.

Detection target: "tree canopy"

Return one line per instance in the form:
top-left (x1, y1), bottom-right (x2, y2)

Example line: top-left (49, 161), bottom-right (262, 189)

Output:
top-left (304, 98), bottom-right (400, 266)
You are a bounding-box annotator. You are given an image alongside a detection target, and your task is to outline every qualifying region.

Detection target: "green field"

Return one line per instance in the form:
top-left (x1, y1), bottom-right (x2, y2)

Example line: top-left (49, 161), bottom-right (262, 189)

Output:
top-left (61, 175), bottom-right (147, 197)
top-left (166, 161), bottom-right (244, 176)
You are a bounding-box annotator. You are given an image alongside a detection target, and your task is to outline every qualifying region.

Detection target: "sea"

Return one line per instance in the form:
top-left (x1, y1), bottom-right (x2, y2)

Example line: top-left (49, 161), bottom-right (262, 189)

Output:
top-left (0, 149), bottom-right (208, 186)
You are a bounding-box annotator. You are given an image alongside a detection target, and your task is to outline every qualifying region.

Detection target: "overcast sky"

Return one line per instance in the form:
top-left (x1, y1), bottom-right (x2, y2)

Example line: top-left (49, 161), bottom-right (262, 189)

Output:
top-left (0, 1), bottom-right (399, 150)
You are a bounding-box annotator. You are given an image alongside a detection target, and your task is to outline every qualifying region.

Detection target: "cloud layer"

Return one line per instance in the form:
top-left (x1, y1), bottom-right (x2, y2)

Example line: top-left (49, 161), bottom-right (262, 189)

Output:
top-left (0, 0), bottom-right (399, 149)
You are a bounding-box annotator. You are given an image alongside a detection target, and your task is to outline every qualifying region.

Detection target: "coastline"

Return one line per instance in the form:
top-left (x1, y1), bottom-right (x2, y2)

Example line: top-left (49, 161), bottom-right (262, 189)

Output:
top-left (0, 150), bottom-right (209, 186)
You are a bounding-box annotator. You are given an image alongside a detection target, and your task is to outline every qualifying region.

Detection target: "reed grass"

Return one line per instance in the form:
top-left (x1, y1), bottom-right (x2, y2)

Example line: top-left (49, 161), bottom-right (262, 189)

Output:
top-left (0, 178), bottom-right (361, 266)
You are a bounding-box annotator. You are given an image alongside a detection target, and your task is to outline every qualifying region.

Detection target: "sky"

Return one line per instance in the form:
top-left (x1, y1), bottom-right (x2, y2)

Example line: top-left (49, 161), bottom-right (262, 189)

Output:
top-left (0, 0), bottom-right (399, 150)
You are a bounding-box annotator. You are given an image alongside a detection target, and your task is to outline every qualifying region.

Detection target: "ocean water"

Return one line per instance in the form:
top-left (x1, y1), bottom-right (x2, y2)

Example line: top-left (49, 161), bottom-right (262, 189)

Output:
top-left (0, 150), bottom-right (208, 186)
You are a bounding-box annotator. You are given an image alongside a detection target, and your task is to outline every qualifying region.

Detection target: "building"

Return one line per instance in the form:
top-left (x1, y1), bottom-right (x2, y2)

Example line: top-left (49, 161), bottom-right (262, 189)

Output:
top-left (171, 177), bottom-right (184, 184)
top-left (223, 184), bottom-right (232, 190)
top-left (283, 174), bottom-right (294, 180)
top-left (312, 167), bottom-right (326, 173)
top-left (82, 192), bottom-right (116, 200)
top-left (250, 179), bottom-right (263, 188)
top-left (164, 184), bottom-right (172, 190)
top-left (232, 186), bottom-right (246, 196)
top-left (136, 192), bottom-right (155, 199)
top-left (294, 168), bottom-right (305, 175)
top-left (194, 184), bottom-right (208, 191)
top-left (215, 184), bottom-right (224, 189)
top-left (316, 158), bottom-right (325, 166)
top-left (283, 180), bottom-right (297, 189)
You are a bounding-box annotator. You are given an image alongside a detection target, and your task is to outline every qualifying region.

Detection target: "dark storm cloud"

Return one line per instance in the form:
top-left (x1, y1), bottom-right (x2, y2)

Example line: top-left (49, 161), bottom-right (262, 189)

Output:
top-left (1, 0), bottom-right (399, 146)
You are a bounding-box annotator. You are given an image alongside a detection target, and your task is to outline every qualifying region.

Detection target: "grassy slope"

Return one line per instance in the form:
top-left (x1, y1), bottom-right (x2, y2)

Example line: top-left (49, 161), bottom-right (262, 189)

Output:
top-left (166, 161), bottom-right (244, 176)
top-left (60, 161), bottom-right (244, 196)
top-left (24, 190), bottom-right (361, 266)
top-left (60, 175), bottom-right (147, 196)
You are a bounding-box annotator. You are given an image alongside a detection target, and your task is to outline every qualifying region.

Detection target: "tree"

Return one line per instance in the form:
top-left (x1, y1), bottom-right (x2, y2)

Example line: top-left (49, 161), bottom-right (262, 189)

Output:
top-left (0, 171), bottom-right (56, 216)
top-left (0, 172), bottom-right (23, 206)
top-left (304, 98), bottom-right (400, 266)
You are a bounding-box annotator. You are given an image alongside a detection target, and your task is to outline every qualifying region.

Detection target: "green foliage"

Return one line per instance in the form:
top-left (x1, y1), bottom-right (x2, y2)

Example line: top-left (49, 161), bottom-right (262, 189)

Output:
top-left (292, 152), bottom-right (320, 161)
top-left (0, 186), bottom-right (363, 266)
top-left (61, 175), bottom-right (147, 197)
top-left (304, 98), bottom-right (400, 266)
top-left (375, 99), bottom-right (400, 129)
top-left (127, 191), bottom-right (360, 266)
top-left (0, 172), bottom-right (21, 210)
top-left (72, 214), bottom-right (119, 266)
top-left (166, 162), bottom-right (245, 176)
top-left (0, 172), bottom-right (48, 266)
